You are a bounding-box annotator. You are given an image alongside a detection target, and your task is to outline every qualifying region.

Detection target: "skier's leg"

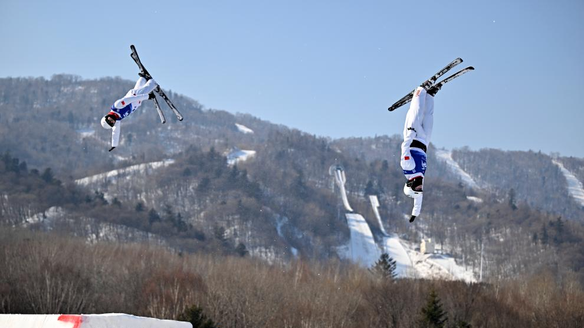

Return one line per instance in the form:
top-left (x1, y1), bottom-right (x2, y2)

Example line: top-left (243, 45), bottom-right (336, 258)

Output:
top-left (134, 79), bottom-right (158, 96)
top-left (421, 94), bottom-right (434, 143)
top-left (133, 77), bottom-right (147, 90)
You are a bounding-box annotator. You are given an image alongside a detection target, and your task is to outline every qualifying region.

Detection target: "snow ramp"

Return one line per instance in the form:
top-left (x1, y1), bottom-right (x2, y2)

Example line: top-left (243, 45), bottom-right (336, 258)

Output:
top-left (382, 234), bottom-right (414, 277)
top-left (369, 195), bottom-right (388, 236)
top-left (345, 213), bottom-right (380, 267)
top-left (332, 168), bottom-right (353, 212)
top-left (0, 314), bottom-right (191, 328)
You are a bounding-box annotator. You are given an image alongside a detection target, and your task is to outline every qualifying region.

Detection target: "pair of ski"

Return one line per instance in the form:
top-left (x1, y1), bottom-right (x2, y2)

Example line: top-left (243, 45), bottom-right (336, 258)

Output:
top-left (387, 58), bottom-right (474, 111)
top-left (130, 45), bottom-right (184, 123)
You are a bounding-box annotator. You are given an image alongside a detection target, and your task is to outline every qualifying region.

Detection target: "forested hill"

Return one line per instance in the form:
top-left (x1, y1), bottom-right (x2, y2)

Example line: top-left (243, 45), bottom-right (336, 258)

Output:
top-left (1, 75), bottom-right (583, 283)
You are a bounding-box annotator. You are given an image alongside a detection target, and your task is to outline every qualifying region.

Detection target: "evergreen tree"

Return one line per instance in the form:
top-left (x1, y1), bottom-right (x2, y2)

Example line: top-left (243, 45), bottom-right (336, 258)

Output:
top-left (420, 289), bottom-right (448, 328)
top-left (369, 253), bottom-right (397, 280)
top-left (235, 242), bottom-right (248, 257)
top-left (541, 224), bottom-right (549, 245)
top-left (178, 305), bottom-right (216, 328)
top-left (508, 188), bottom-right (517, 210)
top-left (365, 180), bottom-right (376, 196)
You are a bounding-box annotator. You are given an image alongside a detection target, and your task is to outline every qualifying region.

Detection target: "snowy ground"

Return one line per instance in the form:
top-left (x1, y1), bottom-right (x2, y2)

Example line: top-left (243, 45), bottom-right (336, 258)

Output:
top-left (343, 213), bottom-right (380, 267)
top-left (235, 123), bottom-right (254, 134)
top-left (435, 149), bottom-right (480, 189)
top-left (75, 160), bottom-right (174, 186)
top-left (0, 314), bottom-right (191, 328)
top-left (381, 234), bottom-right (413, 277)
top-left (76, 127), bottom-right (95, 138)
top-left (226, 148), bottom-right (256, 165)
top-left (406, 244), bottom-right (476, 283)
top-left (552, 159), bottom-right (584, 207)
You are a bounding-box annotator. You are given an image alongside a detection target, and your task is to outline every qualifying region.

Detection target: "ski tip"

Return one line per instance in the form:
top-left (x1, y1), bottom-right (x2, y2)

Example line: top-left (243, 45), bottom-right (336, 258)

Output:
top-left (468, 66), bottom-right (475, 70)
top-left (130, 44), bottom-right (135, 49)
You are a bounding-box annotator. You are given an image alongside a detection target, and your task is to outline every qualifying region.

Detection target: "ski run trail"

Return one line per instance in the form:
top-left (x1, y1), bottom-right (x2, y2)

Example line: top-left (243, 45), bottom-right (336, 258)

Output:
top-left (552, 159), bottom-right (584, 207)
top-left (435, 149), bottom-right (480, 189)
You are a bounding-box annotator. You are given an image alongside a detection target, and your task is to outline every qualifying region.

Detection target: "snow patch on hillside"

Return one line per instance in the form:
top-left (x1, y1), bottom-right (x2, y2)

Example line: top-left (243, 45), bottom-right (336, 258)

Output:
top-left (435, 149), bottom-right (480, 189)
top-left (75, 160), bottom-right (174, 186)
top-left (235, 123), bottom-right (254, 134)
top-left (227, 148), bottom-right (256, 165)
top-left (408, 248), bottom-right (476, 283)
top-left (466, 196), bottom-right (483, 203)
top-left (25, 206), bottom-right (64, 227)
top-left (552, 159), bottom-right (584, 207)
top-left (276, 216), bottom-right (299, 257)
top-left (77, 127), bottom-right (95, 138)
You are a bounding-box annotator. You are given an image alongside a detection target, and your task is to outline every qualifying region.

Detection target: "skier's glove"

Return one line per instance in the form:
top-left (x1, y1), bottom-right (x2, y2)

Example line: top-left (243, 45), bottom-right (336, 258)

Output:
top-left (109, 147), bottom-right (116, 152)
top-left (400, 151), bottom-right (415, 171)
top-left (409, 215), bottom-right (416, 223)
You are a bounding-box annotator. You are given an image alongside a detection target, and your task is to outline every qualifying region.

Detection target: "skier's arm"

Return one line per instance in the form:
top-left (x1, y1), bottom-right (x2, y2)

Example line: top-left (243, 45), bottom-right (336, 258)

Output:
top-left (111, 121), bottom-right (121, 149)
top-left (113, 94), bottom-right (150, 109)
top-left (412, 194), bottom-right (423, 217)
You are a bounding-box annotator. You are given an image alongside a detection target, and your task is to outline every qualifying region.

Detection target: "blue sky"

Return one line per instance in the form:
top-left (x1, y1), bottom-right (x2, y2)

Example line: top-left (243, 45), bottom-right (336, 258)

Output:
top-left (1, 0), bottom-right (583, 157)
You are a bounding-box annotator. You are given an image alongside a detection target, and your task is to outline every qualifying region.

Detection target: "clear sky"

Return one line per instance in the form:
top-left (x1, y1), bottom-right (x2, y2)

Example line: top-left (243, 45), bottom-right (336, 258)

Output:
top-left (1, 0), bottom-right (583, 157)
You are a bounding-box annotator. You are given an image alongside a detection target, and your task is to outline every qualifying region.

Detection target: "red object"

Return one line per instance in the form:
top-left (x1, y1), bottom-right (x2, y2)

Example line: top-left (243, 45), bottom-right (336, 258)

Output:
top-left (108, 111), bottom-right (121, 119)
top-left (58, 315), bottom-right (83, 328)
top-left (121, 101), bottom-right (126, 105)
top-left (404, 156), bottom-right (410, 160)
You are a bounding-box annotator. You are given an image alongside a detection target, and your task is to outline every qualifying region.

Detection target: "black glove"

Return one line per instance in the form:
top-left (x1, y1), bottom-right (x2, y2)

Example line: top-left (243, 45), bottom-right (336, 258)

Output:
top-left (109, 147), bottom-right (116, 152)
top-left (409, 215), bottom-right (416, 223)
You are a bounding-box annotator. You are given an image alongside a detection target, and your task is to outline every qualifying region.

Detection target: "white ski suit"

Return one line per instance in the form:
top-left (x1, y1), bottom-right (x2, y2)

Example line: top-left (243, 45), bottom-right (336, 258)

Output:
top-left (400, 86), bottom-right (434, 218)
top-left (106, 77), bottom-right (158, 149)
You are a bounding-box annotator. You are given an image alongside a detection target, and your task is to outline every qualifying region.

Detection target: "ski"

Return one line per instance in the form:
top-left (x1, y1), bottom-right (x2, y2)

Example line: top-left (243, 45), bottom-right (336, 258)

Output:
top-left (388, 58), bottom-right (463, 112)
top-left (155, 86), bottom-right (183, 121)
top-left (428, 66), bottom-right (475, 94)
top-left (129, 45), bottom-right (152, 79)
top-left (129, 45), bottom-right (183, 121)
top-left (387, 65), bottom-right (474, 111)
top-left (151, 93), bottom-right (166, 124)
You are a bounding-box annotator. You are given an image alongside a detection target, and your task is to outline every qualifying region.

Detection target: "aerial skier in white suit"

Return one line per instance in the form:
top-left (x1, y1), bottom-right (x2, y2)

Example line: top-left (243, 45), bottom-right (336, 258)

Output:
top-left (100, 72), bottom-right (158, 152)
top-left (400, 85), bottom-right (439, 223)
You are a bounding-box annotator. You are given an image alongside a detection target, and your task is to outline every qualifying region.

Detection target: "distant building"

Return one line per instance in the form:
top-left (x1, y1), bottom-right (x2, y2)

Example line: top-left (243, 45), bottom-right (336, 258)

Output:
top-left (421, 238), bottom-right (435, 254)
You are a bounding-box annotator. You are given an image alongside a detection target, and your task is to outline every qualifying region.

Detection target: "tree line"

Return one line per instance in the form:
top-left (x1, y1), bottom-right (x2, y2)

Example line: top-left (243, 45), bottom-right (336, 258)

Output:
top-left (0, 228), bottom-right (582, 328)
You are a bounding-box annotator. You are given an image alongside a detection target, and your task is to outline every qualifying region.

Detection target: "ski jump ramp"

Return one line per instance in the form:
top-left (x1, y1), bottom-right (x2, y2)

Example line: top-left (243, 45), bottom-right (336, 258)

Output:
top-left (330, 165), bottom-right (354, 212)
top-left (369, 195), bottom-right (388, 236)
top-left (345, 213), bottom-right (381, 267)
top-left (0, 314), bottom-right (191, 328)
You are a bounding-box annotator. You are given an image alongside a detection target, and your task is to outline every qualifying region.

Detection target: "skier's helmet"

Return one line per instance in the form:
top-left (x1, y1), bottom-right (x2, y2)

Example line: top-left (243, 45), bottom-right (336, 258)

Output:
top-left (100, 114), bottom-right (116, 129)
top-left (403, 176), bottom-right (423, 199)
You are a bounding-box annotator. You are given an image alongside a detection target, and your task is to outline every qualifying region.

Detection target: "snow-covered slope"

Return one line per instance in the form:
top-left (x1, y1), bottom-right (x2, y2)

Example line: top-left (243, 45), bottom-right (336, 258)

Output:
top-left (235, 123), bottom-right (254, 134)
top-left (552, 159), bottom-right (584, 207)
top-left (226, 148), bottom-right (256, 165)
top-left (0, 314), bottom-right (191, 328)
top-left (407, 247), bottom-right (476, 283)
top-left (435, 149), bottom-right (480, 189)
top-left (382, 234), bottom-right (413, 277)
top-left (75, 160), bottom-right (174, 186)
top-left (343, 213), bottom-right (380, 267)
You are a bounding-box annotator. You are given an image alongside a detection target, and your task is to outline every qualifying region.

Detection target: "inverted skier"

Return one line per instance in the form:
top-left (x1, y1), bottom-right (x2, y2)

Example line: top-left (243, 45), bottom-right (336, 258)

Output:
top-left (400, 85), bottom-right (440, 223)
top-left (100, 71), bottom-right (158, 151)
